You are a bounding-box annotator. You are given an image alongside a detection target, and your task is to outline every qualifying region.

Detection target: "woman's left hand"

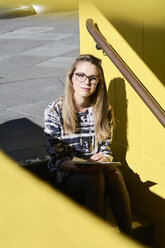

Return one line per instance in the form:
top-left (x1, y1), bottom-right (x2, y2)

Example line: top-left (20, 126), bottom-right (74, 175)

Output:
top-left (89, 153), bottom-right (110, 163)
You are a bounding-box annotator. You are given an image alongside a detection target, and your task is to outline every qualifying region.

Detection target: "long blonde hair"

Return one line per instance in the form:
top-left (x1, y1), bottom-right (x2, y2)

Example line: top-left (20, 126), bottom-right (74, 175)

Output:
top-left (62, 54), bottom-right (114, 142)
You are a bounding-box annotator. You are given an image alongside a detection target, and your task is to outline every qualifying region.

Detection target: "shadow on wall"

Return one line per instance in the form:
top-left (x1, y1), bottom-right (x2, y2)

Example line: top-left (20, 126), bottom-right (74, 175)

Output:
top-left (108, 78), bottom-right (165, 246)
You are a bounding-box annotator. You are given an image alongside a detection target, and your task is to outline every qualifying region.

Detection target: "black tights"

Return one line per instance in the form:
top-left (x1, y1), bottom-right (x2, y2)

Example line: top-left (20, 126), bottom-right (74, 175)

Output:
top-left (103, 167), bottom-right (132, 234)
top-left (66, 172), bottom-right (105, 217)
top-left (65, 167), bottom-right (132, 234)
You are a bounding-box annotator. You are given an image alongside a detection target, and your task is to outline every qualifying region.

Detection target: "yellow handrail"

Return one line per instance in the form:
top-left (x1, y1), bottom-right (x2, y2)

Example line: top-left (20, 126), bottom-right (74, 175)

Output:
top-left (86, 19), bottom-right (165, 128)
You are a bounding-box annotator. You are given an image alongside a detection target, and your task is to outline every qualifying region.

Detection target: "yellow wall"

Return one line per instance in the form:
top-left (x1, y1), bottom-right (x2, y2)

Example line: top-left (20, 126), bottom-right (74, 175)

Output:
top-left (79, 1), bottom-right (165, 247)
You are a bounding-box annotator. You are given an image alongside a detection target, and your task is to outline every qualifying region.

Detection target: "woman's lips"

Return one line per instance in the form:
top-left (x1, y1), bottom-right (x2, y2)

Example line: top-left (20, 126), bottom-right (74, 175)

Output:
top-left (81, 87), bottom-right (91, 91)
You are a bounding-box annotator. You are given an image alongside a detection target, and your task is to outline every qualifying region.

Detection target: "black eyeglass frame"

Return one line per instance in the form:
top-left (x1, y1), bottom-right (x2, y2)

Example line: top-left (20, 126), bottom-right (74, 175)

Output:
top-left (74, 72), bottom-right (100, 84)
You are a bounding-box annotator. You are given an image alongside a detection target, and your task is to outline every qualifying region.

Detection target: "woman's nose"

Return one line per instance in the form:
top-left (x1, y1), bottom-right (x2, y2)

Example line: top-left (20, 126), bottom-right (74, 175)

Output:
top-left (84, 77), bottom-right (91, 85)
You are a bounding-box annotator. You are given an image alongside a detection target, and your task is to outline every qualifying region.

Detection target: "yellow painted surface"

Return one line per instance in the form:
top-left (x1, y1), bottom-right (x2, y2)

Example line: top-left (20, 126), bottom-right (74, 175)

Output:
top-left (79, 0), bottom-right (165, 196)
top-left (0, 151), bottom-right (146, 248)
top-left (0, 0), bottom-right (78, 12)
top-left (92, 0), bottom-right (165, 29)
top-left (79, 2), bottom-right (165, 246)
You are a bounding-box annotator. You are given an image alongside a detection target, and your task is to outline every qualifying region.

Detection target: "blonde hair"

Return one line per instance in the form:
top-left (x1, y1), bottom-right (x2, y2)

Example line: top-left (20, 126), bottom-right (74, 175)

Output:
top-left (62, 54), bottom-right (114, 142)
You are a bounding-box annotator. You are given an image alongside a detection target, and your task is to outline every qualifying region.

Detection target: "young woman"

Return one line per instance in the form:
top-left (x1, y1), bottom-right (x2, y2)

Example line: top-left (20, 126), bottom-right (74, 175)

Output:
top-left (44, 54), bottom-right (132, 234)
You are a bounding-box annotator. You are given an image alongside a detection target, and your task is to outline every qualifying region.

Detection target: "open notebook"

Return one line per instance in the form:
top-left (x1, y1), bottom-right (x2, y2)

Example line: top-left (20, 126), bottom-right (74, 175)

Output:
top-left (72, 157), bottom-right (121, 168)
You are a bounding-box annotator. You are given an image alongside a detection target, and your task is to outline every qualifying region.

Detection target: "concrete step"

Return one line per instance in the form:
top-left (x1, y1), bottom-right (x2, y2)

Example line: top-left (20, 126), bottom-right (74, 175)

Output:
top-left (131, 212), bottom-right (154, 246)
top-left (20, 158), bottom-right (50, 182)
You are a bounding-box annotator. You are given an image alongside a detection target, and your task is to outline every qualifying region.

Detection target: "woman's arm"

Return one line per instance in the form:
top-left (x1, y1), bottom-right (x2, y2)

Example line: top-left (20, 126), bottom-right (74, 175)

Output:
top-left (93, 135), bottom-right (113, 162)
top-left (44, 100), bottom-right (70, 172)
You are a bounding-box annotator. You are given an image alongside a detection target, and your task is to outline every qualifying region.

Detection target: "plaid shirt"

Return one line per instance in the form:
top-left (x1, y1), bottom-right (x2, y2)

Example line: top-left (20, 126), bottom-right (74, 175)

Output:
top-left (44, 96), bottom-right (113, 183)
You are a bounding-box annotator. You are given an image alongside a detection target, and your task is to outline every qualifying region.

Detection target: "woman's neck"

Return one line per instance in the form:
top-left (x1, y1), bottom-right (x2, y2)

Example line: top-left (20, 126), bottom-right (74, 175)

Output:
top-left (74, 96), bottom-right (91, 112)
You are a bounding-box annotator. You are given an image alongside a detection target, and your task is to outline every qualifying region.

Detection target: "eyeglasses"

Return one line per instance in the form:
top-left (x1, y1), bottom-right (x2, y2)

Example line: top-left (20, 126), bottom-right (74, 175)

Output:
top-left (74, 73), bottom-right (99, 85)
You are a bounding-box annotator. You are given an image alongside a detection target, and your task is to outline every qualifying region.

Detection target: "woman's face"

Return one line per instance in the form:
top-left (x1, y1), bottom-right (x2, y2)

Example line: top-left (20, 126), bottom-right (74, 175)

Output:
top-left (71, 61), bottom-right (99, 101)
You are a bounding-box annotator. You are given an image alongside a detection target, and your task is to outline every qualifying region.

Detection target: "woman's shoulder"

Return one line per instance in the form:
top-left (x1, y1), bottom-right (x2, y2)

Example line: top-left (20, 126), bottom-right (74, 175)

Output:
top-left (44, 96), bottom-right (64, 116)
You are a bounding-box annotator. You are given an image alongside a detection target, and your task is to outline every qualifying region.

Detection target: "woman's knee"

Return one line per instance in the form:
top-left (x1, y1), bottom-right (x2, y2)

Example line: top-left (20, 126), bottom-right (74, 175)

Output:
top-left (104, 167), bottom-right (124, 183)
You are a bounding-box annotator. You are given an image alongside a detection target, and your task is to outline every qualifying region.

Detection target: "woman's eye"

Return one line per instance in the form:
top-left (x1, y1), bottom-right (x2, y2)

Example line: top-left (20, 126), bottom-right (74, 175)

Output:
top-left (91, 76), bottom-right (97, 81)
top-left (78, 74), bottom-right (85, 78)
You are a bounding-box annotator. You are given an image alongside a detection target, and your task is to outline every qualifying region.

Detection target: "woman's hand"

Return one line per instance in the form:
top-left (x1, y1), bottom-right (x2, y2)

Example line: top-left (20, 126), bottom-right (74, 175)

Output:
top-left (89, 152), bottom-right (110, 163)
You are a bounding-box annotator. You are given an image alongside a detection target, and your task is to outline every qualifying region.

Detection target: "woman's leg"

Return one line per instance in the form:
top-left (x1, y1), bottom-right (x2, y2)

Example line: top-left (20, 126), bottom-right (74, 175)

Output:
top-left (66, 172), bottom-right (105, 217)
top-left (103, 167), bottom-right (132, 234)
